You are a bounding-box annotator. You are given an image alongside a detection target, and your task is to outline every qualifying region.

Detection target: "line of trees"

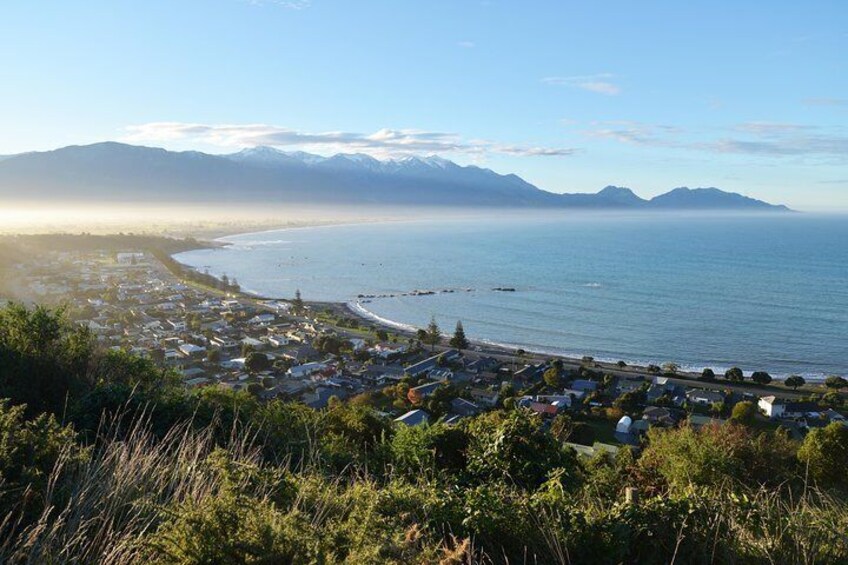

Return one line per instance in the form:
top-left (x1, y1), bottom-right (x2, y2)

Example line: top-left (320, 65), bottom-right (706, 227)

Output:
top-left (151, 249), bottom-right (241, 293)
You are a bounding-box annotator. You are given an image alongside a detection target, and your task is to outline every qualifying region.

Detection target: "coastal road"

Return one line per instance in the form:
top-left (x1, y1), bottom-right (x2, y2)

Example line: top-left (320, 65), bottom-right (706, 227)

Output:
top-left (330, 301), bottom-right (814, 400)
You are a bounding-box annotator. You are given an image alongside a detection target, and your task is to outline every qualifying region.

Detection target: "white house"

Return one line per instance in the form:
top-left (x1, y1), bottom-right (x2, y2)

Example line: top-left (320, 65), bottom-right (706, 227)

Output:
top-left (265, 335), bottom-right (290, 348)
top-left (249, 313), bottom-right (276, 325)
top-left (288, 362), bottom-right (327, 378)
top-left (167, 319), bottom-right (187, 332)
top-left (758, 396), bottom-right (820, 419)
top-left (179, 343), bottom-right (206, 358)
top-left (758, 396), bottom-right (784, 418)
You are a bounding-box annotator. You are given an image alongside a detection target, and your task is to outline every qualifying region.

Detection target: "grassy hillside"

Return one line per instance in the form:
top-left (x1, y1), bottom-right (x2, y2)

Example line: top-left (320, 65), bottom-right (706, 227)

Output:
top-left (0, 303), bottom-right (846, 564)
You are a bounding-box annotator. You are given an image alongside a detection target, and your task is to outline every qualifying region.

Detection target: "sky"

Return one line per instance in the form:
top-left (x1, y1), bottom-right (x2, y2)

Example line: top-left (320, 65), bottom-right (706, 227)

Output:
top-left (0, 1), bottom-right (846, 210)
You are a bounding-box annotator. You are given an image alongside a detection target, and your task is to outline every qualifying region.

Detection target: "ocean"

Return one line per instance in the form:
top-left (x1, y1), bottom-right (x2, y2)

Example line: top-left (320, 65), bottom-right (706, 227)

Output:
top-left (175, 212), bottom-right (848, 380)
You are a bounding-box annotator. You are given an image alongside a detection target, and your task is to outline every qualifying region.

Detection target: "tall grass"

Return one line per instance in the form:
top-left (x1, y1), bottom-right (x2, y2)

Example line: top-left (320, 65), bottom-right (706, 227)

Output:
top-left (0, 408), bottom-right (265, 564)
top-left (0, 407), bottom-right (845, 564)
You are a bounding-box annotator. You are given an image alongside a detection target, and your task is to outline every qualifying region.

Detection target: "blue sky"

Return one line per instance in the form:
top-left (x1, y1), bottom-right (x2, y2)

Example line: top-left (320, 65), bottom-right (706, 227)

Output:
top-left (1, 1), bottom-right (846, 210)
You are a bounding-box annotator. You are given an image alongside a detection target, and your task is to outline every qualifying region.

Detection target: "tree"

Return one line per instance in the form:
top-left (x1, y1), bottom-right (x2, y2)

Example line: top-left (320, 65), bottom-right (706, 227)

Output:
top-left (751, 371), bottom-right (772, 386)
top-left (498, 382), bottom-right (515, 408)
top-left (784, 375), bottom-right (806, 391)
top-left (798, 422), bottom-right (848, 488)
top-left (314, 334), bottom-right (347, 355)
top-left (424, 316), bottom-right (441, 351)
top-left (245, 352), bottom-right (271, 373)
top-left (207, 349), bottom-right (221, 364)
top-left (291, 289), bottom-right (305, 315)
top-left (662, 362), bottom-right (679, 374)
top-left (730, 401), bottom-right (757, 425)
top-left (543, 366), bottom-right (561, 389)
top-left (821, 391), bottom-right (843, 408)
top-left (375, 329), bottom-right (389, 342)
top-left (824, 375), bottom-right (848, 390)
top-left (550, 413), bottom-right (574, 442)
top-left (701, 368), bottom-right (716, 381)
top-left (710, 401), bottom-right (727, 417)
top-left (614, 392), bottom-right (641, 412)
top-left (449, 320), bottom-right (469, 350)
top-left (724, 367), bottom-right (744, 382)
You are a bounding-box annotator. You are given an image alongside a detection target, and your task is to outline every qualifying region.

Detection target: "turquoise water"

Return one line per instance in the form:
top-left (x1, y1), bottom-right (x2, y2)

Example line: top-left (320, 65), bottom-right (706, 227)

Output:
top-left (176, 213), bottom-right (848, 379)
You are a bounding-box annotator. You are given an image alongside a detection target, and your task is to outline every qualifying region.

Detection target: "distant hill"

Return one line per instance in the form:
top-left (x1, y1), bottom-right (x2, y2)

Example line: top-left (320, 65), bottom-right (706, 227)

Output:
top-left (0, 142), bottom-right (790, 210)
top-left (646, 187), bottom-right (791, 210)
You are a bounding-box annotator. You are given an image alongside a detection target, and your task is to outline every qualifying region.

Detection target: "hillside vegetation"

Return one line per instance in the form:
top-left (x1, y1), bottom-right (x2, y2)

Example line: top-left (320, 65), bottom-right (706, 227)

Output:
top-left (0, 303), bottom-right (845, 564)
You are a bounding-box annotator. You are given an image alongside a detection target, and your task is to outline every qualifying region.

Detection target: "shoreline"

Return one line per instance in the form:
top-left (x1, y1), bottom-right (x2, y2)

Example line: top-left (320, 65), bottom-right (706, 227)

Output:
top-left (340, 299), bottom-right (829, 385)
top-left (167, 221), bottom-right (839, 386)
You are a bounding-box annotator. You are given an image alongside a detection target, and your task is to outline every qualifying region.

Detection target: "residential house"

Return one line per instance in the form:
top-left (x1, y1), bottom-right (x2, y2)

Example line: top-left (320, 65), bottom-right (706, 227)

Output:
top-left (571, 379), bottom-right (599, 393)
top-left (448, 397), bottom-right (480, 417)
top-left (642, 406), bottom-right (678, 426)
top-left (515, 364), bottom-right (545, 382)
top-left (470, 388), bottom-right (499, 407)
top-left (288, 362), bottom-right (328, 379)
top-left (179, 343), bottom-right (206, 358)
top-left (408, 380), bottom-right (447, 404)
top-left (758, 396), bottom-right (821, 419)
top-left (404, 350), bottom-right (461, 379)
top-left (394, 409), bottom-right (430, 427)
top-left (688, 415), bottom-right (726, 429)
top-left (466, 357), bottom-right (500, 375)
top-left (686, 388), bottom-right (724, 406)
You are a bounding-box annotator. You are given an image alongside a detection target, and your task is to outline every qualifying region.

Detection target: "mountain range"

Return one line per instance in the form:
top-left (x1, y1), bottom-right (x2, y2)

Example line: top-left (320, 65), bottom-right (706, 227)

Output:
top-left (0, 142), bottom-right (790, 210)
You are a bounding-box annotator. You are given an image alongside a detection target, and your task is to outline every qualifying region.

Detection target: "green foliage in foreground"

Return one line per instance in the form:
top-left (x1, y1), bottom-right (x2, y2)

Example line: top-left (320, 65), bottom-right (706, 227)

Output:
top-left (0, 303), bottom-right (846, 564)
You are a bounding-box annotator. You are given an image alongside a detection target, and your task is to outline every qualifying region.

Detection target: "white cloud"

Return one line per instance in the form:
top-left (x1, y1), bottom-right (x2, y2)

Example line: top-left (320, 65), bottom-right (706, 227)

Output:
top-left (542, 74), bottom-right (621, 95)
top-left (457, 41), bottom-right (475, 48)
top-left (581, 119), bottom-right (848, 160)
top-left (123, 122), bottom-right (577, 159)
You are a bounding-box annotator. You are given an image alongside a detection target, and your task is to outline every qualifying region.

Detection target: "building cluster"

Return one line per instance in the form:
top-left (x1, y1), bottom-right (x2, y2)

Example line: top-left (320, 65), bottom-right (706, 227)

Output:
top-left (6, 248), bottom-right (845, 451)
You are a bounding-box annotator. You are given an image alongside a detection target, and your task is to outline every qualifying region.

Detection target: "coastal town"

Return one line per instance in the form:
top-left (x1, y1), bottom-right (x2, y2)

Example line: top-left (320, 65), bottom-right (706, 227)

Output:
top-left (1, 235), bottom-right (846, 455)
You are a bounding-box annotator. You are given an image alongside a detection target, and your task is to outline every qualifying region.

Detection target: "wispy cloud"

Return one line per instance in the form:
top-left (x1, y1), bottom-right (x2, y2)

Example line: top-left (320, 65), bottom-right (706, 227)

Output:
top-left (802, 97), bottom-right (848, 107)
top-left (242, 0), bottom-right (311, 8)
top-left (732, 122), bottom-right (816, 136)
top-left (542, 74), bottom-right (621, 95)
top-left (457, 41), bottom-right (475, 48)
top-left (581, 119), bottom-right (848, 160)
top-left (123, 122), bottom-right (577, 159)
top-left (583, 120), bottom-right (680, 145)
top-left (704, 134), bottom-right (848, 157)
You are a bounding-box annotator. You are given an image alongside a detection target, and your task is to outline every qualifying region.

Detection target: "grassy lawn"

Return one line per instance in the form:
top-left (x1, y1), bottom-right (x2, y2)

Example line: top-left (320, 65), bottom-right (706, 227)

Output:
top-left (583, 419), bottom-right (620, 445)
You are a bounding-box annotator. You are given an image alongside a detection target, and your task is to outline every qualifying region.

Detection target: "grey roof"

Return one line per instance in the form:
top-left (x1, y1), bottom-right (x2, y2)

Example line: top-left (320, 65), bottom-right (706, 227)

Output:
top-left (395, 409), bottom-right (430, 426)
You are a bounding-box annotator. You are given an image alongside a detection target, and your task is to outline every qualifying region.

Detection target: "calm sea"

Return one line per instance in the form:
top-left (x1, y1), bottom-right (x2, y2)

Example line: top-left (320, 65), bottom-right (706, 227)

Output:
top-left (176, 213), bottom-right (848, 380)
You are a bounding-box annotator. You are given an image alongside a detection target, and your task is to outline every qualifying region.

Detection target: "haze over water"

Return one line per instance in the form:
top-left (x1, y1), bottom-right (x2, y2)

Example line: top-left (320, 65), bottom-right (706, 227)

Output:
top-left (177, 213), bottom-right (848, 380)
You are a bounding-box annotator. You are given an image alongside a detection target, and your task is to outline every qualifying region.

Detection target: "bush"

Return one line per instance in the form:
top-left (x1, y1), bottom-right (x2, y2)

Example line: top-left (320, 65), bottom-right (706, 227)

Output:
top-left (638, 423), bottom-right (798, 491)
top-left (798, 423), bottom-right (848, 489)
top-left (466, 409), bottom-right (579, 489)
top-left (730, 401), bottom-right (757, 425)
